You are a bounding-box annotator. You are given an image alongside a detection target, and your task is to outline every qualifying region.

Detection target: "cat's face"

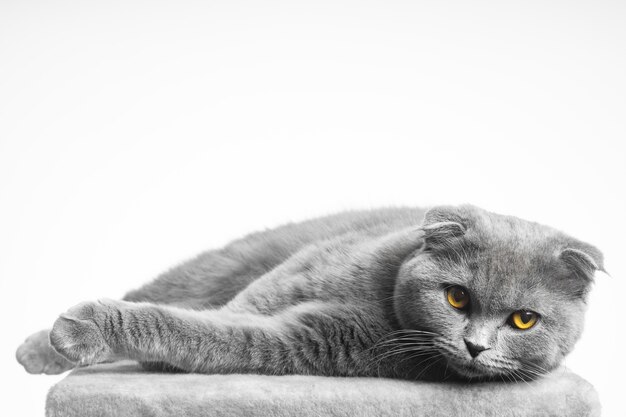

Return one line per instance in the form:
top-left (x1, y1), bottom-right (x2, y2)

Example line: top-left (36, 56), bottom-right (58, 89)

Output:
top-left (394, 205), bottom-right (603, 380)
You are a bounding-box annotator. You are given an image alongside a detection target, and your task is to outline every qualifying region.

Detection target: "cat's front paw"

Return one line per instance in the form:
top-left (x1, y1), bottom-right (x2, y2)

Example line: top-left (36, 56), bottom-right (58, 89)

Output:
top-left (50, 300), bottom-right (119, 365)
top-left (16, 329), bottom-right (75, 374)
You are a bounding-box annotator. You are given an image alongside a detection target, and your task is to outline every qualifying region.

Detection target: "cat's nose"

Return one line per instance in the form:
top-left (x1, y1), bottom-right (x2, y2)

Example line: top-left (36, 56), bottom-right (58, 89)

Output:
top-left (464, 339), bottom-right (489, 358)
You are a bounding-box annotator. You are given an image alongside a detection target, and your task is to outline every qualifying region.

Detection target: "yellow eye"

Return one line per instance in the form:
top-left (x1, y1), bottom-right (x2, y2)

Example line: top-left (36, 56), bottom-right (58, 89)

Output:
top-left (510, 311), bottom-right (539, 330)
top-left (446, 286), bottom-right (470, 309)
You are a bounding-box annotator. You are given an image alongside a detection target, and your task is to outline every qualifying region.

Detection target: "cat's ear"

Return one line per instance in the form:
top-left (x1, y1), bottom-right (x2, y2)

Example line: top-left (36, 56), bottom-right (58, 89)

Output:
top-left (421, 207), bottom-right (468, 250)
top-left (421, 221), bottom-right (466, 251)
top-left (559, 246), bottom-right (605, 282)
top-left (422, 205), bottom-right (469, 227)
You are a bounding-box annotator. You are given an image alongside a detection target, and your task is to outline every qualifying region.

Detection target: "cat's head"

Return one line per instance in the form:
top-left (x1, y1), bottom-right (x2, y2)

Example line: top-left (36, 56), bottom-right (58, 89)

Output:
top-left (394, 205), bottom-right (604, 380)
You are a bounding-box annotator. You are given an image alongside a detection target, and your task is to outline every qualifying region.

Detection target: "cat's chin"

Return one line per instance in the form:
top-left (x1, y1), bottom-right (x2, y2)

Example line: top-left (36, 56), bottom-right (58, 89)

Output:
top-left (445, 359), bottom-right (503, 380)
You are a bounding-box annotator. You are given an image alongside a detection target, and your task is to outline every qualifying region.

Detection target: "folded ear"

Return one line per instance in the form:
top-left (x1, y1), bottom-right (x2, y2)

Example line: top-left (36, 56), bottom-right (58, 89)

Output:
top-left (421, 206), bottom-right (468, 250)
top-left (559, 246), bottom-right (605, 282)
top-left (422, 205), bottom-right (469, 227)
top-left (421, 221), bottom-right (466, 250)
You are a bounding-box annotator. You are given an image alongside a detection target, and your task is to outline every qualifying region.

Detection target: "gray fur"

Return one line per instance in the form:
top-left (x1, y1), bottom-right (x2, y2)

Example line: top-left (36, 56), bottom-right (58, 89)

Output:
top-left (16, 205), bottom-right (603, 382)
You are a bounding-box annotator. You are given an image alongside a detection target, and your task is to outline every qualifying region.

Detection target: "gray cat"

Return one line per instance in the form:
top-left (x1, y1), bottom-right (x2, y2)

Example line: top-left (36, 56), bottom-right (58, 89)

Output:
top-left (16, 205), bottom-right (604, 382)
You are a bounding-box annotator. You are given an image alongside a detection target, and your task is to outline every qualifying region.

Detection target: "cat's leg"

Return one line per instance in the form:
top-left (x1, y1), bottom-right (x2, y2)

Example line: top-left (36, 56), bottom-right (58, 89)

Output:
top-left (17, 238), bottom-right (304, 374)
top-left (16, 232), bottom-right (284, 374)
top-left (16, 235), bottom-right (285, 374)
top-left (15, 246), bottom-right (254, 375)
top-left (49, 299), bottom-right (386, 376)
top-left (16, 329), bottom-right (75, 375)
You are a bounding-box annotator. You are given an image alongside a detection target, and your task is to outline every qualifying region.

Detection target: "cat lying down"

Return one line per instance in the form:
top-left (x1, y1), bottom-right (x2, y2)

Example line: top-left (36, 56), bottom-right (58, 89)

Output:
top-left (16, 205), bottom-right (604, 382)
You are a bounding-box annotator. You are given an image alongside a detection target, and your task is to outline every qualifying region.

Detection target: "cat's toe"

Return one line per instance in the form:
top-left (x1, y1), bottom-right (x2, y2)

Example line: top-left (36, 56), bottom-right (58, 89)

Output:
top-left (16, 329), bottom-right (75, 374)
top-left (50, 301), bottom-right (113, 365)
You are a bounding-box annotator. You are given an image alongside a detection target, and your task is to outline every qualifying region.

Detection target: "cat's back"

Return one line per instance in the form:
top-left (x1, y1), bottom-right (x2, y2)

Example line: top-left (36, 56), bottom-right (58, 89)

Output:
top-left (128, 207), bottom-right (426, 307)
top-left (218, 205), bottom-right (426, 281)
top-left (216, 206), bottom-right (428, 277)
top-left (240, 206), bottom-right (426, 249)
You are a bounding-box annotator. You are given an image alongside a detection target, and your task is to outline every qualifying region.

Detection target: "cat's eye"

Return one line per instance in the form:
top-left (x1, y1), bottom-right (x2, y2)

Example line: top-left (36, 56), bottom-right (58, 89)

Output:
top-left (446, 286), bottom-right (470, 310)
top-left (510, 311), bottom-right (539, 330)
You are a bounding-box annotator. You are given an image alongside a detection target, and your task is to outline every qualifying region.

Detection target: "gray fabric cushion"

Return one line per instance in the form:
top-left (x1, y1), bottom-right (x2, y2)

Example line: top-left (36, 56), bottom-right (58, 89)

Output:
top-left (46, 361), bottom-right (600, 417)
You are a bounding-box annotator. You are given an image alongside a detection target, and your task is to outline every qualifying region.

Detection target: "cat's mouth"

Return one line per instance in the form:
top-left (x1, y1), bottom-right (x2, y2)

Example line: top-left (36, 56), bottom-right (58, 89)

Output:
top-left (433, 340), bottom-right (508, 379)
top-left (442, 354), bottom-right (510, 380)
top-left (447, 360), bottom-right (496, 378)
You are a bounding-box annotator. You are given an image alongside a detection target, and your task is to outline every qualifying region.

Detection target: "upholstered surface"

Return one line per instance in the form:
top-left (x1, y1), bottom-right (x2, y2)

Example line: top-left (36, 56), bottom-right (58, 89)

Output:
top-left (46, 361), bottom-right (600, 417)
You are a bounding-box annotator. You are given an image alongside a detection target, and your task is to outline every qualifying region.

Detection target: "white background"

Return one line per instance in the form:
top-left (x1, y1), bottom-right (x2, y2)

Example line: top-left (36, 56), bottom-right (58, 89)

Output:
top-left (1, 1), bottom-right (624, 415)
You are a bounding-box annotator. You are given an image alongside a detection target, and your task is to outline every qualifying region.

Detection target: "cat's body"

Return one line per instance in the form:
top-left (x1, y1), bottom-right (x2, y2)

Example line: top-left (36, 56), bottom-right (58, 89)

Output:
top-left (16, 206), bottom-right (603, 382)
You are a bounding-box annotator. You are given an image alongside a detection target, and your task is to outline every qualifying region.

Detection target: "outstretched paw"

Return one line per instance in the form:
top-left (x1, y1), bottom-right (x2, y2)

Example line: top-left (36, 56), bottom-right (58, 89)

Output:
top-left (16, 329), bottom-right (75, 374)
top-left (49, 300), bottom-right (120, 365)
